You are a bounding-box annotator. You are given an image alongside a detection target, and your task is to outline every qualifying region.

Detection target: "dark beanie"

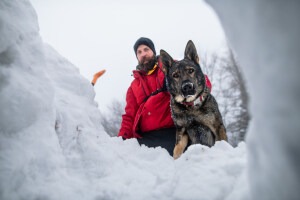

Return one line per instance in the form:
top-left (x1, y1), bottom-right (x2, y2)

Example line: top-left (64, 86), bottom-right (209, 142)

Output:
top-left (133, 37), bottom-right (156, 56)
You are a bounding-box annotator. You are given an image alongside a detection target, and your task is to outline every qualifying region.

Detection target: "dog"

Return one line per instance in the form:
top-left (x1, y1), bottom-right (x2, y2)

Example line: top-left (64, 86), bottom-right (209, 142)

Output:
top-left (160, 40), bottom-right (228, 159)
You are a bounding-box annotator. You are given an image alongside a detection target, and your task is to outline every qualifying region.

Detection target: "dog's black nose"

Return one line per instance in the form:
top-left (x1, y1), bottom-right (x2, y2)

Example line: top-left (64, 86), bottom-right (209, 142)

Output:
top-left (182, 81), bottom-right (195, 96)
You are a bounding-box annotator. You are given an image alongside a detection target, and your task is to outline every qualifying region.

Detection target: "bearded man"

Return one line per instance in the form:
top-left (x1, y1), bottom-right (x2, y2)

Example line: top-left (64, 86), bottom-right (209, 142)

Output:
top-left (118, 37), bottom-right (176, 156)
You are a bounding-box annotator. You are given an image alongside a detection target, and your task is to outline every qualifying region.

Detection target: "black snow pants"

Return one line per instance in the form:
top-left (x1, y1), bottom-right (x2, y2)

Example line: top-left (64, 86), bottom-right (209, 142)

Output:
top-left (137, 127), bottom-right (177, 156)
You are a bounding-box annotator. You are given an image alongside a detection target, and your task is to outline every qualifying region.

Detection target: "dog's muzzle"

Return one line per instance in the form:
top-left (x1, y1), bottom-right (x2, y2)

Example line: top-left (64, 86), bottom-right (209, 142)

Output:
top-left (181, 81), bottom-right (195, 97)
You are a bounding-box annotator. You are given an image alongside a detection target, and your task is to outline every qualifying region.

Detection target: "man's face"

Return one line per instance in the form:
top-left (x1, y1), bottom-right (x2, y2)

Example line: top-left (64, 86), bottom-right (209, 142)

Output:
top-left (136, 44), bottom-right (154, 65)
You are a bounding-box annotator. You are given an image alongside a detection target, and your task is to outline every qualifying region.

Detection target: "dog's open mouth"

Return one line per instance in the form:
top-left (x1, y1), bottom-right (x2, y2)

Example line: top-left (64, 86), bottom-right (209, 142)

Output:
top-left (185, 95), bottom-right (197, 103)
top-left (173, 81), bottom-right (199, 105)
top-left (174, 94), bottom-right (197, 105)
top-left (175, 81), bottom-right (196, 105)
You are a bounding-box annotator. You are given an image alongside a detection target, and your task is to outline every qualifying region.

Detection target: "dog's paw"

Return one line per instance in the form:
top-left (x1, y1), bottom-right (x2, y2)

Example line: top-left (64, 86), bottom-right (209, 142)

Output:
top-left (173, 146), bottom-right (183, 159)
top-left (173, 134), bottom-right (188, 159)
top-left (173, 153), bottom-right (181, 160)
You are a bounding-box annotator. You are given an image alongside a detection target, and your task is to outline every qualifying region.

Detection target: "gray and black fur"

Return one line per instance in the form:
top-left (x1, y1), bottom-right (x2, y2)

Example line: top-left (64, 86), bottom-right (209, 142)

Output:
top-left (160, 40), bottom-right (227, 159)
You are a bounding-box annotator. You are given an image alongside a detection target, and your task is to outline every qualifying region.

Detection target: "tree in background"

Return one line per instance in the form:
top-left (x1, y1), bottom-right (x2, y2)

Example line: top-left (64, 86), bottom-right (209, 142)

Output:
top-left (201, 45), bottom-right (250, 146)
top-left (100, 45), bottom-right (250, 146)
top-left (100, 99), bottom-right (125, 137)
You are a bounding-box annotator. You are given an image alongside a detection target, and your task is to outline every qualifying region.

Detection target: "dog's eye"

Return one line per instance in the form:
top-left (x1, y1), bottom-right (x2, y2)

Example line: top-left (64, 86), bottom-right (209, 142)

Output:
top-left (188, 68), bottom-right (194, 74)
top-left (172, 72), bottom-right (179, 78)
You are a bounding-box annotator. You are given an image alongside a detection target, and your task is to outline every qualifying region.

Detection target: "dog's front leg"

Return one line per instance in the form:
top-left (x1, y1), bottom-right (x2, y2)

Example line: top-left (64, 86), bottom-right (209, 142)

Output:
top-left (217, 124), bottom-right (228, 141)
top-left (173, 127), bottom-right (188, 159)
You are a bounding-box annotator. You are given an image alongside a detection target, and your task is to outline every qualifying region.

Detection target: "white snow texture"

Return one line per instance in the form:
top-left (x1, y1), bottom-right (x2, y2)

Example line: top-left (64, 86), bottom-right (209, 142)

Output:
top-left (3, 0), bottom-right (299, 200)
top-left (206, 1), bottom-right (300, 200)
top-left (0, 1), bottom-right (248, 200)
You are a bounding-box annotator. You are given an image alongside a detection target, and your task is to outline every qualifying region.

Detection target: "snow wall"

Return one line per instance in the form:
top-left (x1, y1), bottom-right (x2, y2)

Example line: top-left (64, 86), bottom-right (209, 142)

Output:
top-left (1, 0), bottom-right (249, 200)
top-left (206, 1), bottom-right (300, 200)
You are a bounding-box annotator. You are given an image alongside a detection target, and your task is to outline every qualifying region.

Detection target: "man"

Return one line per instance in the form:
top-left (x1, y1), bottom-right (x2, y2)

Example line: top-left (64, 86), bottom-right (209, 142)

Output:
top-left (118, 37), bottom-right (176, 156)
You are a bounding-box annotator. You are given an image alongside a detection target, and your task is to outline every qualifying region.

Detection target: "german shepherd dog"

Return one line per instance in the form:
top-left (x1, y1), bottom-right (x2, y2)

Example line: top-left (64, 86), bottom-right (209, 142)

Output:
top-left (160, 40), bottom-right (228, 159)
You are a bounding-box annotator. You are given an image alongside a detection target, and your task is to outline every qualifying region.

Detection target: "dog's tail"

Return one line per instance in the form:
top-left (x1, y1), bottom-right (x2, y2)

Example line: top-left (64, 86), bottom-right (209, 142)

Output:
top-left (91, 69), bottom-right (106, 86)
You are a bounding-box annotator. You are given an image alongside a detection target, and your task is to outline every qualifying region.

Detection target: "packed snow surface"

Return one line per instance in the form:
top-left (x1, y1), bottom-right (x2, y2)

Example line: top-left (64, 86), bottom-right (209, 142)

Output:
top-left (0, 1), bottom-right (251, 200)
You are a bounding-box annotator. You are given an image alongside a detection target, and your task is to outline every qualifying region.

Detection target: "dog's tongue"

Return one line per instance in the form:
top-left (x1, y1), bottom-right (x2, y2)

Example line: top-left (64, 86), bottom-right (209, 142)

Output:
top-left (183, 101), bottom-right (194, 106)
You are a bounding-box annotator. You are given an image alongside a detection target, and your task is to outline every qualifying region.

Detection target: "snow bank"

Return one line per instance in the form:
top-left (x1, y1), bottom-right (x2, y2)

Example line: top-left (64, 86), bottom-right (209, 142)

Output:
top-left (0, 0), bottom-right (248, 199)
top-left (206, 1), bottom-right (300, 200)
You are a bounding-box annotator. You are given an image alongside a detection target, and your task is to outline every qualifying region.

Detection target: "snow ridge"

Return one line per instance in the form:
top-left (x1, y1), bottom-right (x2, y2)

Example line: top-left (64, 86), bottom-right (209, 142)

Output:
top-left (0, 1), bottom-right (248, 199)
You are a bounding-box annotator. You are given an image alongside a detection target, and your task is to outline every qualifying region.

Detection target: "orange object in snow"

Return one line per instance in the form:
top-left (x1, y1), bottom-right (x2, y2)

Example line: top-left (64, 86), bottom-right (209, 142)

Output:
top-left (91, 69), bottom-right (106, 86)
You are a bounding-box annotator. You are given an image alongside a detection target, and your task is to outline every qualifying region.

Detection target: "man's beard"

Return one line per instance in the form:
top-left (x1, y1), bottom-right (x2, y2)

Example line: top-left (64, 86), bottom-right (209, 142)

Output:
top-left (137, 55), bottom-right (157, 72)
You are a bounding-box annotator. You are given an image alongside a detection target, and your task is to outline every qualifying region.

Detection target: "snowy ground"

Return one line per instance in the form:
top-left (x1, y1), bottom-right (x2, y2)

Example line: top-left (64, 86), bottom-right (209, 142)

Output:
top-left (207, 1), bottom-right (300, 200)
top-left (0, 1), bottom-right (249, 199)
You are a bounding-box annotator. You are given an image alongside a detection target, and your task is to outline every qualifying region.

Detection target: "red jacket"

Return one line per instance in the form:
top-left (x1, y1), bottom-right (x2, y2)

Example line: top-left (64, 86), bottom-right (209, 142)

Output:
top-left (118, 63), bottom-right (174, 139)
top-left (118, 62), bottom-right (212, 139)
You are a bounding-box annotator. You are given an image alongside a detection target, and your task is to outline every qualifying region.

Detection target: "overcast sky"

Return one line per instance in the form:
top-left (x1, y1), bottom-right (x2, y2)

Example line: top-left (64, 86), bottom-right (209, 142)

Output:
top-left (30, 0), bottom-right (226, 112)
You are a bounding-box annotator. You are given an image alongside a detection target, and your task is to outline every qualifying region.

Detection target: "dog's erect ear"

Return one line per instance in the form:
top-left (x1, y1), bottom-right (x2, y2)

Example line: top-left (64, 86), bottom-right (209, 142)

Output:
top-left (184, 40), bottom-right (200, 64)
top-left (160, 49), bottom-right (174, 74)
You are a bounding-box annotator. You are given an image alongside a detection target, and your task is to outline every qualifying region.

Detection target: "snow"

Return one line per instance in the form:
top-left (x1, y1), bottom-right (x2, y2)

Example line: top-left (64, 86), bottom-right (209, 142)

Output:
top-left (0, 1), bottom-right (249, 200)
top-left (206, 1), bottom-right (300, 200)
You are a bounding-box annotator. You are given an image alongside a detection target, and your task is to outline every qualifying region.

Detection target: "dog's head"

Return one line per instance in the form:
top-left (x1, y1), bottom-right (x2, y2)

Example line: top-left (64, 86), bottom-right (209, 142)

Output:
top-left (160, 40), bottom-right (206, 103)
